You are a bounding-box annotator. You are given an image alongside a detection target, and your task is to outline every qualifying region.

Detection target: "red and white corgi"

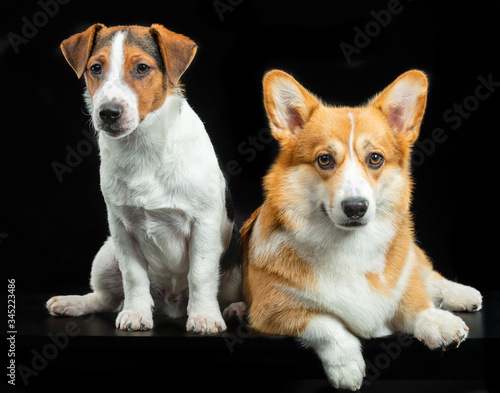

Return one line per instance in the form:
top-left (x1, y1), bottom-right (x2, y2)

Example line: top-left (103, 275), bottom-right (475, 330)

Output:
top-left (241, 70), bottom-right (482, 390)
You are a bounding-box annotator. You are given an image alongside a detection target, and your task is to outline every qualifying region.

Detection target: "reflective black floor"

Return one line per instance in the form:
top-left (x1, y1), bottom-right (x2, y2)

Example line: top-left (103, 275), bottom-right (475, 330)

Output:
top-left (6, 291), bottom-right (499, 392)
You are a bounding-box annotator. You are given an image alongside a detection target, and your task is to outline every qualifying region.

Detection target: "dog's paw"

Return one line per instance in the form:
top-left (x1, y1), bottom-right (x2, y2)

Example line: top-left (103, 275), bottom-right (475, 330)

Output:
top-left (115, 310), bottom-right (153, 331)
top-left (186, 312), bottom-right (227, 334)
top-left (440, 282), bottom-right (482, 312)
top-left (323, 356), bottom-right (365, 391)
top-left (414, 308), bottom-right (469, 351)
top-left (223, 302), bottom-right (247, 322)
top-left (46, 295), bottom-right (88, 317)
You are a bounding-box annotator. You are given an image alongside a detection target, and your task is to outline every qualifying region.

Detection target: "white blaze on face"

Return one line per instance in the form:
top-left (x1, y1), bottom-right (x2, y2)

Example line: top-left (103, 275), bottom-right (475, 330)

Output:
top-left (92, 31), bottom-right (139, 136)
top-left (330, 111), bottom-right (376, 226)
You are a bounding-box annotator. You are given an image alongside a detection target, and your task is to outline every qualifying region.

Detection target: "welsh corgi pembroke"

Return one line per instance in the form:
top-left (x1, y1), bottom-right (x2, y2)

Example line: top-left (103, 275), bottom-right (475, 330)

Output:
top-left (241, 70), bottom-right (482, 390)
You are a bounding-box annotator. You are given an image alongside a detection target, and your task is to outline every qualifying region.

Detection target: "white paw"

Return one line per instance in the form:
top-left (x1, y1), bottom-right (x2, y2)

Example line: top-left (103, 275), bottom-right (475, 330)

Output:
top-left (223, 301), bottom-right (247, 321)
top-left (46, 295), bottom-right (88, 317)
top-left (323, 354), bottom-right (365, 391)
top-left (414, 308), bottom-right (469, 350)
top-left (115, 310), bottom-right (153, 331)
top-left (440, 281), bottom-right (482, 312)
top-left (186, 312), bottom-right (227, 334)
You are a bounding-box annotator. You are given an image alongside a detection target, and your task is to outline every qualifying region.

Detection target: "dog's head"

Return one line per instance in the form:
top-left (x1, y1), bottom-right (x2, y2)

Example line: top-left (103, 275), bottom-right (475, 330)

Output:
top-left (262, 70), bottom-right (428, 230)
top-left (61, 24), bottom-right (197, 138)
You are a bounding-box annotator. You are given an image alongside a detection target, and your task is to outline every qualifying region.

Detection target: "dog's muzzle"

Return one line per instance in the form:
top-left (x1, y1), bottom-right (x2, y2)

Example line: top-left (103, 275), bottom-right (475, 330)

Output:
top-left (339, 197), bottom-right (369, 228)
top-left (96, 102), bottom-right (126, 136)
top-left (342, 197), bottom-right (369, 220)
top-left (99, 103), bottom-right (123, 124)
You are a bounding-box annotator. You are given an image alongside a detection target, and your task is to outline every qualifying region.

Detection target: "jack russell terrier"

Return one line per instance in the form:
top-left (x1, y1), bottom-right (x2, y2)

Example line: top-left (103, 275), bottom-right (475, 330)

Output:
top-left (46, 24), bottom-right (244, 333)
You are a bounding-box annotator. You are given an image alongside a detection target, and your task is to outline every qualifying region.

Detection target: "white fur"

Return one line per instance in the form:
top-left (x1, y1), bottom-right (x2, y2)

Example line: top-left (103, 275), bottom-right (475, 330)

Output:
top-left (248, 70), bottom-right (482, 390)
top-left (90, 32), bottom-right (139, 136)
top-left (413, 308), bottom-right (469, 350)
top-left (47, 32), bottom-right (240, 333)
top-left (300, 315), bottom-right (365, 390)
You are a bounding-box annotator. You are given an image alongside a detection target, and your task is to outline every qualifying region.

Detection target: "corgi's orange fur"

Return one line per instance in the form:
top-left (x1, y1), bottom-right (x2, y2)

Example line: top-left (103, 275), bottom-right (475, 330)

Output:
top-left (241, 70), bottom-right (482, 390)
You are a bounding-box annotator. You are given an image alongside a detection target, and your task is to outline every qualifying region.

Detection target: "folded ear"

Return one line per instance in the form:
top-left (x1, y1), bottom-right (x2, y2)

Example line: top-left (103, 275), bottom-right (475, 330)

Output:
top-left (149, 24), bottom-right (198, 86)
top-left (263, 70), bottom-right (320, 146)
top-left (61, 23), bottom-right (105, 79)
top-left (370, 70), bottom-right (428, 146)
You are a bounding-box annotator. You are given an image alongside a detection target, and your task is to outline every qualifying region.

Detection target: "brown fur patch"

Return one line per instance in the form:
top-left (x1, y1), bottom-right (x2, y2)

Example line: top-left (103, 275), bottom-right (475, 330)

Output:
top-left (241, 207), bottom-right (316, 336)
top-left (366, 214), bottom-right (413, 294)
top-left (242, 69), bottom-right (435, 339)
top-left (390, 259), bottom-right (434, 331)
top-left (60, 24), bottom-right (197, 120)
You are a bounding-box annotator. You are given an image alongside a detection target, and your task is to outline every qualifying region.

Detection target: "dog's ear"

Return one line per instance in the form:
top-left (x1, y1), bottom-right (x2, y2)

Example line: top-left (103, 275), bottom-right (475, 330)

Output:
top-left (150, 24), bottom-right (198, 86)
top-left (370, 70), bottom-right (428, 146)
top-left (263, 70), bottom-right (320, 147)
top-left (61, 23), bottom-right (105, 79)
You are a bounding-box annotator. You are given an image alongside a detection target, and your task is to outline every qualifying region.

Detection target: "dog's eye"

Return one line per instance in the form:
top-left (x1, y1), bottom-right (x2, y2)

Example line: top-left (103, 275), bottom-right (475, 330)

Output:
top-left (317, 154), bottom-right (335, 170)
top-left (136, 64), bottom-right (151, 75)
top-left (90, 64), bottom-right (102, 75)
top-left (368, 153), bottom-right (384, 168)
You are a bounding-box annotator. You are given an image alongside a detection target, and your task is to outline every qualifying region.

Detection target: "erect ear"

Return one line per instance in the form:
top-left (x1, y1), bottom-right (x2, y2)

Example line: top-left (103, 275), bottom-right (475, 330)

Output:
top-left (61, 23), bottom-right (105, 79)
top-left (370, 70), bottom-right (428, 146)
top-left (149, 24), bottom-right (198, 86)
top-left (263, 70), bottom-right (320, 146)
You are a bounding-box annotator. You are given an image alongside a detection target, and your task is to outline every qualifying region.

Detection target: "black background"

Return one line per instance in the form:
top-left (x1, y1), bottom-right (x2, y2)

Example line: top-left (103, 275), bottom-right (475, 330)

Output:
top-left (1, 0), bottom-right (499, 295)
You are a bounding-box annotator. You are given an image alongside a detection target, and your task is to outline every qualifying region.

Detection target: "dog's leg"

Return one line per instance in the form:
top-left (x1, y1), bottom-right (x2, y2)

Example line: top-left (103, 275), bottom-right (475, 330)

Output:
top-left (220, 266), bottom-right (247, 321)
top-left (428, 271), bottom-right (482, 312)
top-left (300, 315), bottom-right (365, 391)
top-left (46, 237), bottom-right (123, 316)
top-left (393, 265), bottom-right (469, 351)
top-left (415, 246), bottom-right (482, 311)
top-left (111, 220), bottom-right (154, 331)
top-left (186, 219), bottom-right (227, 334)
top-left (218, 223), bottom-right (246, 321)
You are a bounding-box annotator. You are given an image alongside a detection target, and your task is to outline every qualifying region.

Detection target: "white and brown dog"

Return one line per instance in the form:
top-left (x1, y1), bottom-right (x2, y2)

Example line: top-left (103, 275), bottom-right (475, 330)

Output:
top-left (241, 70), bottom-right (483, 389)
top-left (46, 24), bottom-right (242, 333)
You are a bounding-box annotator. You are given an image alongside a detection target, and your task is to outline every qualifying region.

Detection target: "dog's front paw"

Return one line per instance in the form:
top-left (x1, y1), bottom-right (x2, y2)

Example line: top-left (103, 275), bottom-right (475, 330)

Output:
top-left (323, 356), bottom-right (365, 391)
top-left (116, 310), bottom-right (153, 331)
top-left (414, 308), bottom-right (468, 351)
top-left (186, 312), bottom-right (227, 334)
top-left (441, 282), bottom-right (482, 312)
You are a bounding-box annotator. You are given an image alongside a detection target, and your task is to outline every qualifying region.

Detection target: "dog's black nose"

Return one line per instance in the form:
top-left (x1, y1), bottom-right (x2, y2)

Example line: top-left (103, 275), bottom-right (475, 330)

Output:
top-left (99, 103), bottom-right (122, 124)
top-left (342, 198), bottom-right (369, 219)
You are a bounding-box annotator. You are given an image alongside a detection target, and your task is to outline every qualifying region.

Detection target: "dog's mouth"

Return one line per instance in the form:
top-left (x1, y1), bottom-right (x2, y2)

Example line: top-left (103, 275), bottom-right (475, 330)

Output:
top-left (335, 220), bottom-right (367, 230)
top-left (98, 122), bottom-right (129, 137)
top-left (94, 116), bottom-right (137, 139)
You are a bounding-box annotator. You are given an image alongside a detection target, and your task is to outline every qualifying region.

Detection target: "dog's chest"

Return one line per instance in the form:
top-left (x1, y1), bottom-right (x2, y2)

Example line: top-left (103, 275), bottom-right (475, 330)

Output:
top-left (290, 224), bottom-right (402, 337)
top-left (116, 204), bottom-right (191, 274)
